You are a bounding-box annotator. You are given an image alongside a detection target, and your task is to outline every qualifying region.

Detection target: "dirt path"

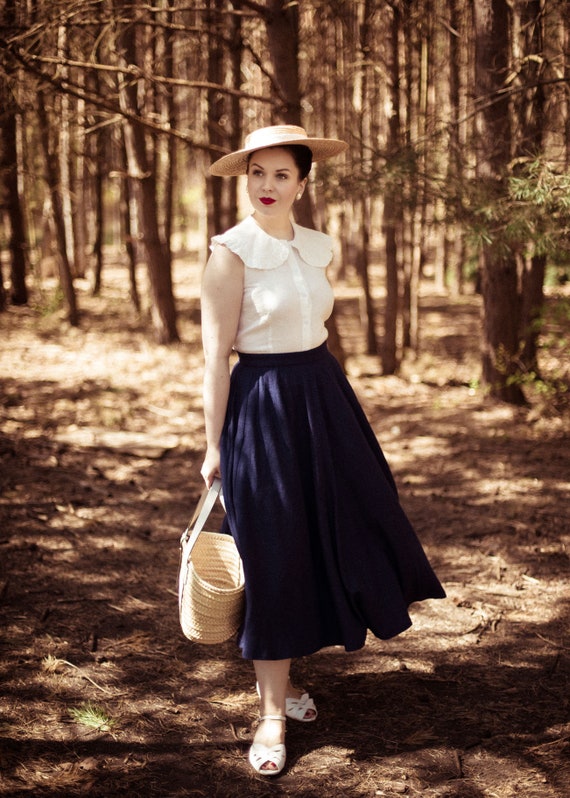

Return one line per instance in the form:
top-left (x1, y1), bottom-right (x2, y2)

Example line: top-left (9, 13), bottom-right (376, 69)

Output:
top-left (1, 265), bottom-right (568, 797)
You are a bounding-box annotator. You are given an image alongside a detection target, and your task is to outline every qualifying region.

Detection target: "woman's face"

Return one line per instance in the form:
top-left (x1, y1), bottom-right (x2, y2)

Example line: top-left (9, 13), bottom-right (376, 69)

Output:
top-left (246, 147), bottom-right (307, 217)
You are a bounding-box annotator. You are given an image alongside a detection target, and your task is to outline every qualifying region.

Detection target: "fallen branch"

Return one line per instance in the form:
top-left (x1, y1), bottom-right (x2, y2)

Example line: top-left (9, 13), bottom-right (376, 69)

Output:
top-left (535, 632), bottom-right (570, 651)
top-left (60, 659), bottom-right (113, 694)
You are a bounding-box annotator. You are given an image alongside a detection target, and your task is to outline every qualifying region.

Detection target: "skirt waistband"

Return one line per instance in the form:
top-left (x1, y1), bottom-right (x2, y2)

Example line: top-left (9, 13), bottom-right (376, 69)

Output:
top-left (236, 341), bottom-right (329, 367)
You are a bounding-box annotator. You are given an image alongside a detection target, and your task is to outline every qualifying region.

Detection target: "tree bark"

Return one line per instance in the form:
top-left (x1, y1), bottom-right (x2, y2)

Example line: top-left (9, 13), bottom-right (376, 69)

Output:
top-left (37, 92), bottom-right (79, 326)
top-left (446, 0), bottom-right (467, 296)
top-left (1, 0), bottom-right (28, 306)
top-left (357, 0), bottom-right (379, 357)
top-left (262, 0), bottom-right (315, 230)
top-left (520, 253), bottom-right (546, 376)
top-left (512, 0), bottom-right (546, 375)
top-left (382, 1), bottom-right (402, 375)
top-left (251, 0), bottom-right (346, 363)
top-left (114, 0), bottom-right (179, 343)
top-left (1, 104), bottom-right (28, 306)
top-left (207, 0), bottom-right (226, 240)
top-left (91, 118), bottom-right (105, 297)
top-left (473, 0), bottom-right (525, 404)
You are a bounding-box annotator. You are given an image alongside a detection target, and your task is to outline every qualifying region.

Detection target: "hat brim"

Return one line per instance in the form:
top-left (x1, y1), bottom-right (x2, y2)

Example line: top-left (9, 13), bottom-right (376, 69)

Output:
top-left (209, 137), bottom-right (348, 177)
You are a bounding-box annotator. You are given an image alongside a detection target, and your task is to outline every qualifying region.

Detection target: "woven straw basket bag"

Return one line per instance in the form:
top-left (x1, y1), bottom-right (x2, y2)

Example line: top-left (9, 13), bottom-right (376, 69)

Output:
top-left (178, 479), bottom-right (244, 644)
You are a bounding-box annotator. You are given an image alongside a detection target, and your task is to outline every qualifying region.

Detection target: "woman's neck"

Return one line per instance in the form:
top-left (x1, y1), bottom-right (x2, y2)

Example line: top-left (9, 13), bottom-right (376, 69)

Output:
top-left (251, 212), bottom-right (294, 241)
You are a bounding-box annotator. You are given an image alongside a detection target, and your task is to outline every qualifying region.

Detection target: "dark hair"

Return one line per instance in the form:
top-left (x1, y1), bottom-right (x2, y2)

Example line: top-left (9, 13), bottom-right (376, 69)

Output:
top-left (247, 144), bottom-right (313, 180)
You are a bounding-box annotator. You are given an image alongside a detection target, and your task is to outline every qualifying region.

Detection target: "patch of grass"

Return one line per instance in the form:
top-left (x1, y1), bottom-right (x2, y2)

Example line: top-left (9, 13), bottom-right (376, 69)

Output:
top-left (68, 702), bottom-right (115, 732)
top-left (42, 654), bottom-right (64, 674)
top-left (33, 285), bottom-right (65, 317)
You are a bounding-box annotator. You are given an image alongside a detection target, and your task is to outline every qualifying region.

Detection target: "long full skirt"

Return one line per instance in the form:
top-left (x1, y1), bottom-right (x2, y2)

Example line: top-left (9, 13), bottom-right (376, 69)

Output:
top-left (220, 343), bottom-right (445, 660)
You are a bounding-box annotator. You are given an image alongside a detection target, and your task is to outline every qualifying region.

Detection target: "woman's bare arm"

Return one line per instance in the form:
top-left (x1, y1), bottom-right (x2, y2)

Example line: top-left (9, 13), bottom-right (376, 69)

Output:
top-left (200, 244), bottom-right (244, 486)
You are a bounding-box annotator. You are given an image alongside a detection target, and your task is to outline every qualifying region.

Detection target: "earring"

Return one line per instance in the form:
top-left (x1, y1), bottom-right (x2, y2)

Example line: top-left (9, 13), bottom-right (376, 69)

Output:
top-left (296, 192), bottom-right (303, 200)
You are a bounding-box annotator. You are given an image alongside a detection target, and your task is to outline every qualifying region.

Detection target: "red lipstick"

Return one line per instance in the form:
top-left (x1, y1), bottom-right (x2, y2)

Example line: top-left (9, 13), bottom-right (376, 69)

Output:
top-left (260, 197), bottom-right (276, 205)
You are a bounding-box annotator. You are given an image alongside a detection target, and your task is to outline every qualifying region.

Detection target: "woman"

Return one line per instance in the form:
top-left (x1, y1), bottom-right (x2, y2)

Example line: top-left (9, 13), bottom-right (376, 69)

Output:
top-left (200, 125), bottom-right (445, 776)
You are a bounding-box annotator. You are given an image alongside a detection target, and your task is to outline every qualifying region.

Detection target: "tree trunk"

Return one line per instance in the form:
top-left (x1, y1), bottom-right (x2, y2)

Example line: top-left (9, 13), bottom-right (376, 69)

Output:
top-left (357, 0), bottom-right (379, 357)
top-left (257, 0), bottom-right (346, 364)
top-left (446, 0), bottom-right (463, 296)
top-left (114, 0), bottom-right (178, 343)
top-left (1, 0), bottom-right (28, 306)
top-left (264, 0), bottom-right (315, 230)
top-left (358, 195), bottom-right (378, 355)
top-left (92, 121), bottom-right (105, 297)
top-left (2, 104), bottom-right (28, 306)
top-left (37, 92), bottom-right (79, 326)
top-left (56, 23), bottom-right (77, 278)
top-left (431, 0), bottom-right (451, 293)
top-left (122, 175), bottom-right (140, 313)
top-left (69, 67), bottom-right (88, 279)
top-left (89, 33), bottom-right (105, 296)
top-left (512, 0), bottom-right (546, 375)
top-left (383, 209), bottom-right (400, 375)
top-left (473, 0), bottom-right (525, 404)
top-left (161, 0), bottom-right (176, 256)
top-left (227, 3), bottom-right (243, 229)
top-left (206, 0), bottom-right (226, 240)
top-left (382, 1), bottom-right (402, 375)
top-left (405, 8), bottom-right (428, 355)
top-left (0, 259), bottom-right (6, 312)
top-left (520, 253), bottom-right (546, 375)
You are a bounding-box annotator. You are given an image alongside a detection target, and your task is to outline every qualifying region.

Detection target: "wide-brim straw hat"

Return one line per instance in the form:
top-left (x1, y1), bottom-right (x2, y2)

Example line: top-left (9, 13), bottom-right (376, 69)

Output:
top-left (209, 125), bottom-right (348, 176)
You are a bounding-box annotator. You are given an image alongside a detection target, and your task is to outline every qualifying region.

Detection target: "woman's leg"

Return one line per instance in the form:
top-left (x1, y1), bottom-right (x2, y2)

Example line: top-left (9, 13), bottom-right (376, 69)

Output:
top-left (254, 659), bottom-right (291, 717)
top-left (254, 659), bottom-right (317, 716)
top-left (252, 658), bottom-right (290, 770)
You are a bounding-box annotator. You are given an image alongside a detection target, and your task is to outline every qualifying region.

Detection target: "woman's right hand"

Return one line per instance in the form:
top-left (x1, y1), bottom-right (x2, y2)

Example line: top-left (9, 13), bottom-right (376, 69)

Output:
top-left (200, 447), bottom-right (221, 488)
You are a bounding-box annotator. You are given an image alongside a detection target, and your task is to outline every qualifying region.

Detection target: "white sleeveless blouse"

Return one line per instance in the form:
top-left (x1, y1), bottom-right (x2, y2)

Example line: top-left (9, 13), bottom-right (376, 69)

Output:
top-left (210, 215), bottom-right (334, 354)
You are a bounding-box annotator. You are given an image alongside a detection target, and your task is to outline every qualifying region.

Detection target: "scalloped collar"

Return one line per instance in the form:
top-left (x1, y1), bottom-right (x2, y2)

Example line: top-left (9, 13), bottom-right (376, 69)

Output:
top-left (211, 215), bottom-right (333, 270)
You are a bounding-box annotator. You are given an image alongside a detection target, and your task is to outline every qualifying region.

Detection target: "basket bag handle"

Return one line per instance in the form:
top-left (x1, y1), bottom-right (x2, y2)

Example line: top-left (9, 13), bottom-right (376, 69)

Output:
top-left (180, 477), bottom-right (223, 558)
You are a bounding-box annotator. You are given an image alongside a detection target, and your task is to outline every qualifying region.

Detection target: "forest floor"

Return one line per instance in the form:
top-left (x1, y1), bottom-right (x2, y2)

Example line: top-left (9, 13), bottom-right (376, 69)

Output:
top-left (0, 258), bottom-right (569, 798)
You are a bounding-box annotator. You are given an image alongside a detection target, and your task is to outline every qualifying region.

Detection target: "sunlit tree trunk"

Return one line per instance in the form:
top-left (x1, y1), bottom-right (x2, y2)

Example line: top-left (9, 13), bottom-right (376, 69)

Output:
top-left (119, 127), bottom-right (141, 312)
top-left (37, 93), bottom-right (79, 326)
top-left (539, 0), bottom-right (564, 161)
top-left (114, 0), bottom-right (178, 343)
top-left (356, 0), bottom-right (379, 356)
top-left (204, 1), bottom-right (242, 237)
top-left (69, 67), bottom-right (88, 279)
top-left (431, 0), bottom-right (451, 293)
top-left (206, 0), bottom-right (226, 240)
top-left (400, 1), bottom-right (429, 356)
top-left (160, 0), bottom-right (176, 256)
top-left (382, 1), bottom-right (403, 375)
top-left (0, 264), bottom-right (6, 311)
top-left (227, 6), bottom-right (242, 228)
top-left (56, 23), bottom-right (78, 279)
top-left (445, 0), bottom-right (469, 296)
top-left (91, 112), bottom-right (105, 297)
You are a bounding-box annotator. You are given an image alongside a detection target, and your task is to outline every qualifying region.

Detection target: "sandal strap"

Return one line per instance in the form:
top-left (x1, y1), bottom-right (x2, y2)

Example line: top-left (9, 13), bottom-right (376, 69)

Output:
top-left (249, 741), bottom-right (287, 775)
top-left (285, 692), bottom-right (317, 721)
top-left (260, 714), bottom-right (286, 722)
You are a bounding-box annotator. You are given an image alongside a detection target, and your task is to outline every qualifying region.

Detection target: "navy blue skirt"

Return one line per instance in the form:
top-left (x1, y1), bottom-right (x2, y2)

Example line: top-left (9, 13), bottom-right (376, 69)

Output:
top-left (220, 342), bottom-right (445, 660)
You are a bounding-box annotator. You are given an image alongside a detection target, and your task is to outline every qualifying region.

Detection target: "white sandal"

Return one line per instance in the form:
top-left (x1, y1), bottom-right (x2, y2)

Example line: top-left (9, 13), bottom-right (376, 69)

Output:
top-left (256, 682), bottom-right (318, 723)
top-left (248, 714), bottom-right (286, 776)
top-left (285, 692), bottom-right (318, 722)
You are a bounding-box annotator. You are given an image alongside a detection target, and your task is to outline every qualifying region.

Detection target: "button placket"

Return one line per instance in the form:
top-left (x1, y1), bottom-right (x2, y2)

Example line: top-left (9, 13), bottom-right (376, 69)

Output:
top-left (288, 247), bottom-right (312, 349)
